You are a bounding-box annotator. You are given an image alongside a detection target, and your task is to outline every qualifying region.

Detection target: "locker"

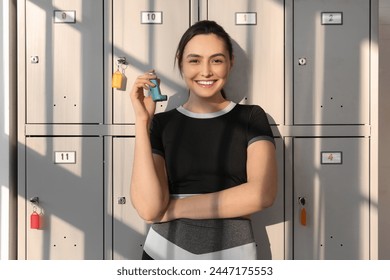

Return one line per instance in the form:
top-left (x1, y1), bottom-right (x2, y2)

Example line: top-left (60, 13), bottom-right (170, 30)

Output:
top-left (207, 0), bottom-right (284, 125)
top-left (112, 137), bottom-right (149, 260)
top-left (112, 0), bottom-right (191, 124)
top-left (293, 0), bottom-right (370, 125)
top-left (293, 137), bottom-right (370, 259)
top-left (26, 137), bottom-right (103, 259)
top-left (251, 138), bottom-right (285, 259)
top-left (26, 0), bottom-right (104, 124)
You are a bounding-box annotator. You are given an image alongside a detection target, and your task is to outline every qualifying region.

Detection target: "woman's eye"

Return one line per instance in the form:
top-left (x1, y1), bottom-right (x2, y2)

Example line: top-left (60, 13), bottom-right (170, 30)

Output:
top-left (212, 59), bottom-right (224, 64)
top-left (188, 59), bottom-right (199, 64)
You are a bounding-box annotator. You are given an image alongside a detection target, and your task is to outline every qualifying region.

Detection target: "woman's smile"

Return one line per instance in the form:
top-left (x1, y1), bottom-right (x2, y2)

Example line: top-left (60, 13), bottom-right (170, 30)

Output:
top-left (196, 80), bottom-right (218, 87)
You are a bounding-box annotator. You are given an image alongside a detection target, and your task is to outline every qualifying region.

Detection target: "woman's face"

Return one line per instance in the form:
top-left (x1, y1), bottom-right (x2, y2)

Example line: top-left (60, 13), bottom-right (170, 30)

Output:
top-left (181, 34), bottom-right (233, 99)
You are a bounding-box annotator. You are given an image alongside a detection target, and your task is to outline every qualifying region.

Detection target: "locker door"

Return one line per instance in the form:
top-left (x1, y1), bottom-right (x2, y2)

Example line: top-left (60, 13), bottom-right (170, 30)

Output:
top-left (293, 138), bottom-right (370, 259)
top-left (293, 0), bottom-right (370, 125)
top-left (113, 0), bottom-right (191, 124)
top-left (26, 137), bottom-right (103, 259)
top-left (207, 0), bottom-right (284, 125)
top-left (26, 0), bottom-right (104, 124)
top-left (112, 137), bottom-right (149, 260)
top-left (251, 138), bottom-right (285, 259)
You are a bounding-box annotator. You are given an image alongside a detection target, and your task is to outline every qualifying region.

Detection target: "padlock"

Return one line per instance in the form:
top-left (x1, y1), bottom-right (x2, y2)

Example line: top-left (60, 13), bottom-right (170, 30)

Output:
top-left (112, 70), bottom-right (123, 89)
top-left (30, 211), bottom-right (40, 229)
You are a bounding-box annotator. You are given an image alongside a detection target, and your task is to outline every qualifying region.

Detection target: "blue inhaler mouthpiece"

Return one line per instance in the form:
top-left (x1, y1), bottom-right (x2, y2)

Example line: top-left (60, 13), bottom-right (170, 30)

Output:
top-left (149, 73), bottom-right (167, 102)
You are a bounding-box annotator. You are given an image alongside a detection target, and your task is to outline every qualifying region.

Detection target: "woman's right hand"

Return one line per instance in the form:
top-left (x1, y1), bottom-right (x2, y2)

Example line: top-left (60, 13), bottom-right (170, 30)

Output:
top-left (130, 71), bottom-right (158, 123)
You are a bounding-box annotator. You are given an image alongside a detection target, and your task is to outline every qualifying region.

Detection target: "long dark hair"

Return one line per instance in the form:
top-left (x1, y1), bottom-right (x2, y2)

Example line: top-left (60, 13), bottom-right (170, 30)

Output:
top-left (175, 21), bottom-right (233, 100)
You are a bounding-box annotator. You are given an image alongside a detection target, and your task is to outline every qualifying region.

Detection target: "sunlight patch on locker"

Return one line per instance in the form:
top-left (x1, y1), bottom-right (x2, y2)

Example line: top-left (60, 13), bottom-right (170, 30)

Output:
top-left (313, 12), bottom-right (325, 125)
top-left (360, 38), bottom-right (371, 120)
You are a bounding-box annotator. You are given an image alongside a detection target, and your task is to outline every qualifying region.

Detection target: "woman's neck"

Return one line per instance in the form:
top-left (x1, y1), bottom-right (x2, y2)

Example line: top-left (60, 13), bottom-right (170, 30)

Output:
top-left (183, 94), bottom-right (230, 114)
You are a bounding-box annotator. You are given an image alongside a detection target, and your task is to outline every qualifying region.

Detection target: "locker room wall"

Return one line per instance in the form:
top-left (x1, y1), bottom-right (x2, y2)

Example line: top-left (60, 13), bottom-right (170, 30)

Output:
top-left (0, 0), bottom-right (385, 261)
top-left (11, 0), bottom-right (384, 260)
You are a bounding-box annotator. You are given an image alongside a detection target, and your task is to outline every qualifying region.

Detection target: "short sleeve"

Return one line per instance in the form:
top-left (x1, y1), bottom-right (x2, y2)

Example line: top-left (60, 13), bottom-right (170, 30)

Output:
top-left (247, 105), bottom-right (275, 147)
top-left (149, 116), bottom-right (165, 157)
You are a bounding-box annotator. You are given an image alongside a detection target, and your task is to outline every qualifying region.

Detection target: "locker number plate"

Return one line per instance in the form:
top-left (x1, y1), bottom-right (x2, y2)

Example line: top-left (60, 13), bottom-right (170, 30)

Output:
top-left (55, 151), bottom-right (76, 164)
top-left (235, 13), bottom-right (257, 25)
top-left (54, 10), bottom-right (76, 24)
top-left (321, 152), bottom-right (342, 164)
top-left (321, 12), bottom-right (343, 25)
top-left (141, 12), bottom-right (163, 24)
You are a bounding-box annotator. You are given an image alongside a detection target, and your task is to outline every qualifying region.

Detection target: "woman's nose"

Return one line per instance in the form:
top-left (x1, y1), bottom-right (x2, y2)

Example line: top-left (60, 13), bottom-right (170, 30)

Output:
top-left (201, 64), bottom-right (212, 77)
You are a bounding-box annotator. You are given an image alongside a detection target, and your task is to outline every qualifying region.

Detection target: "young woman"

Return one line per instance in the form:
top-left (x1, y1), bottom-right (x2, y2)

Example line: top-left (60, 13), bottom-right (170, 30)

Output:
top-left (129, 20), bottom-right (277, 260)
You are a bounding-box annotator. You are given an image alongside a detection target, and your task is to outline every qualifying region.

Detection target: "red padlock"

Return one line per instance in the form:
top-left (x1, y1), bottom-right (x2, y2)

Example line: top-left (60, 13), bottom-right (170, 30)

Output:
top-left (30, 211), bottom-right (40, 229)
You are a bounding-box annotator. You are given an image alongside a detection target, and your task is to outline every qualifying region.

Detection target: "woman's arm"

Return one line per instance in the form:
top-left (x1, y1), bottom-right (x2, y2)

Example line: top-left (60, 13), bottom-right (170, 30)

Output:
top-left (130, 124), bottom-right (170, 221)
top-left (158, 140), bottom-right (277, 222)
top-left (129, 72), bottom-right (170, 221)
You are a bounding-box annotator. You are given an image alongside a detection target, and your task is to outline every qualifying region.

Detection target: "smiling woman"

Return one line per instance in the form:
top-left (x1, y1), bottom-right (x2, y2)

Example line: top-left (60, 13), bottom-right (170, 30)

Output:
top-left (129, 20), bottom-right (277, 260)
top-left (180, 34), bottom-right (232, 107)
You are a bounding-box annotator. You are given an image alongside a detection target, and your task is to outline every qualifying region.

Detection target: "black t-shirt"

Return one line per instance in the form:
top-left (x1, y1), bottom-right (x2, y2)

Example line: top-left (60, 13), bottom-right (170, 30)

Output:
top-left (150, 102), bottom-right (275, 195)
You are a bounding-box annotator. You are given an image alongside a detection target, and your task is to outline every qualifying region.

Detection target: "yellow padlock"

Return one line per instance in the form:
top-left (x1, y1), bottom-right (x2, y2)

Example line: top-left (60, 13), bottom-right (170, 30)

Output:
top-left (112, 70), bottom-right (123, 89)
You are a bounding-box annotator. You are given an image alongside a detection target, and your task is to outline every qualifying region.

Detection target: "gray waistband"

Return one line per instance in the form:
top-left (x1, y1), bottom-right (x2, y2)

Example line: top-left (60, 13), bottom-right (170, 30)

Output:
top-left (150, 218), bottom-right (255, 255)
top-left (144, 226), bottom-right (257, 260)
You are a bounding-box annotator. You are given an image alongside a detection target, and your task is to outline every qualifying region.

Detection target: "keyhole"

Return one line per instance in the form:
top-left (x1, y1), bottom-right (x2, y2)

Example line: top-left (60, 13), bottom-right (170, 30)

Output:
top-left (298, 57), bottom-right (307, 66)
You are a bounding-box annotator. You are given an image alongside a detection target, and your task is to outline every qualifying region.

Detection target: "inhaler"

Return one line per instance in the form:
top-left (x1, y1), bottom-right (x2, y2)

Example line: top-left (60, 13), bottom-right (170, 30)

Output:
top-left (149, 72), bottom-right (167, 102)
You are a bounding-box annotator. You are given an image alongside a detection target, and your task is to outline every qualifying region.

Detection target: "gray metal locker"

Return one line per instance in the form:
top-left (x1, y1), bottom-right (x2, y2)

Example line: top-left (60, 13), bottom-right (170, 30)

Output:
top-left (26, 137), bottom-right (104, 259)
top-left (293, 0), bottom-right (370, 125)
top-left (293, 137), bottom-right (370, 259)
top-left (112, 0), bottom-right (191, 124)
top-left (207, 0), bottom-right (284, 125)
top-left (26, 0), bottom-right (104, 124)
top-left (112, 137), bottom-right (149, 260)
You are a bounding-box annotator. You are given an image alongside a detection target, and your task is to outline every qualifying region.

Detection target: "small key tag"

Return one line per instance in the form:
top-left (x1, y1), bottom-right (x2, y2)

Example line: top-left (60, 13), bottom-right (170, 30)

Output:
top-left (30, 210), bottom-right (40, 229)
top-left (300, 207), bottom-right (307, 226)
top-left (112, 70), bottom-right (123, 89)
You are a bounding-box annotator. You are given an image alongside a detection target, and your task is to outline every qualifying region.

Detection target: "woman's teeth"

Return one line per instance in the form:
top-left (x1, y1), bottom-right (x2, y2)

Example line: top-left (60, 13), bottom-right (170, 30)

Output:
top-left (197, 80), bottom-right (214, 85)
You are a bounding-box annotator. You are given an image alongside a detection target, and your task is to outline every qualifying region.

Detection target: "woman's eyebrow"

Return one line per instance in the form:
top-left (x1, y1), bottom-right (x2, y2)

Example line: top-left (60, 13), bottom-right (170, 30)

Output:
top-left (210, 53), bottom-right (226, 58)
top-left (185, 53), bottom-right (226, 58)
top-left (186, 54), bottom-right (202, 59)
